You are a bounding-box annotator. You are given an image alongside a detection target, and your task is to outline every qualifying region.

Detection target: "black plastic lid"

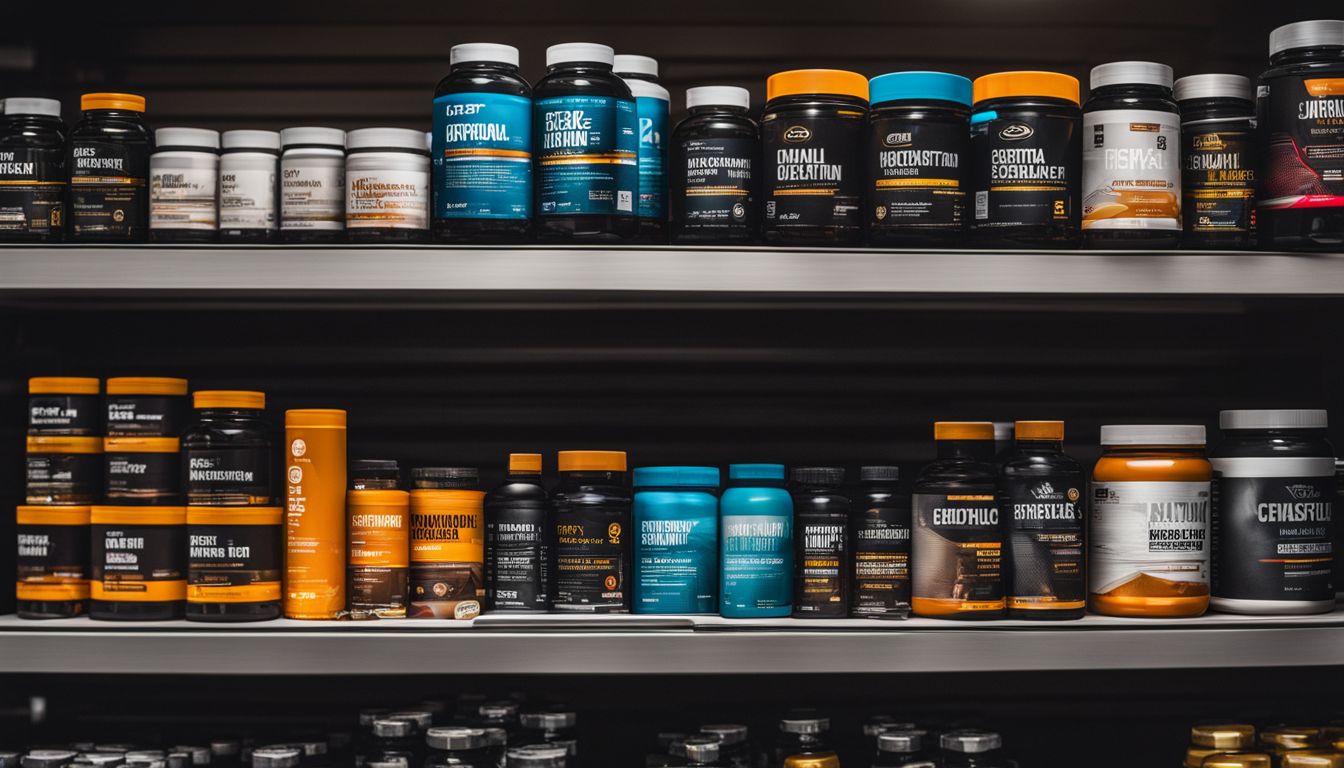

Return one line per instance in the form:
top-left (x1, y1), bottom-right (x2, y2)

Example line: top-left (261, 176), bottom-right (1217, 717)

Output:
top-left (23, 753), bottom-right (78, 768)
top-left (371, 719), bottom-right (414, 738)
top-left (411, 466), bottom-right (479, 489)
top-left (352, 459), bottom-right (398, 473)
top-left (790, 466), bottom-right (845, 485)
top-left (248, 749), bottom-right (300, 768)
top-left (519, 710), bottom-right (577, 729)
top-left (860, 466), bottom-right (900, 482)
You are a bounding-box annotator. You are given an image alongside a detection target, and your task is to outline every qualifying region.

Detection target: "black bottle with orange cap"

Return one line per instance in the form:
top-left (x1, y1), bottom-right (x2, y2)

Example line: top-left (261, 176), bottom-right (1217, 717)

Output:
top-left (550, 450), bottom-right (631, 612)
top-left (67, 92), bottom-right (153, 242)
top-left (485, 452), bottom-right (550, 612)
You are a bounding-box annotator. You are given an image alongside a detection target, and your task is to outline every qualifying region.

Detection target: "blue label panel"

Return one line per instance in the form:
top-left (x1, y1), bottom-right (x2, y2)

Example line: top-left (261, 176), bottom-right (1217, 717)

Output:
top-left (635, 95), bottom-right (668, 220)
top-left (535, 95), bottom-right (638, 217)
top-left (432, 92), bottom-right (532, 220)
top-left (633, 491), bottom-right (718, 614)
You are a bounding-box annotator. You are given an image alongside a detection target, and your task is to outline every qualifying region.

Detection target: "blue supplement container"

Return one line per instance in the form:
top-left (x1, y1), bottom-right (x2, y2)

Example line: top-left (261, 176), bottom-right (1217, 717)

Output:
top-left (632, 466), bottom-right (720, 614)
top-left (718, 463), bottom-right (794, 618)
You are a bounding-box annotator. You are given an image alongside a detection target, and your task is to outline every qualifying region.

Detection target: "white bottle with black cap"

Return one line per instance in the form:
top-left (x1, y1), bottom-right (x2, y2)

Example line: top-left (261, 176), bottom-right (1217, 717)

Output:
top-left (614, 54), bottom-right (670, 242)
top-left (149, 127), bottom-right (221, 242)
top-left (279, 126), bottom-right (346, 243)
top-left (345, 127), bottom-right (430, 242)
top-left (219, 130), bottom-right (280, 242)
top-left (0, 97), bottom-right (66, 242)
top-left (1172, 74), bottom-right (1256, 250)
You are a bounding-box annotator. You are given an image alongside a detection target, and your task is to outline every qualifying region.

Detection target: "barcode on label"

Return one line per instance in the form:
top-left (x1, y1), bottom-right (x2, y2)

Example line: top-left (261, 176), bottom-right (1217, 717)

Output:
top-left (617, 190), bottom-right (633, 212)
top-left (975, 190), bottom-right (989, 220)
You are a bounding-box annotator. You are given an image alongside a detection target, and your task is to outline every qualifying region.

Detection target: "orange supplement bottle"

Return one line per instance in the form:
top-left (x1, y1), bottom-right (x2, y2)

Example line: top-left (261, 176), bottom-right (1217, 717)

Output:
top-left (284, 408), bottom-right (348, 619)
top-left (1090, 425), bottom-right (1211, 617)
top-left (409, 487), bottom-right (485, 619)
top-left (16, 504), bottom-right (91, 619)
top-left (347, 488), bottom-right (411, 618)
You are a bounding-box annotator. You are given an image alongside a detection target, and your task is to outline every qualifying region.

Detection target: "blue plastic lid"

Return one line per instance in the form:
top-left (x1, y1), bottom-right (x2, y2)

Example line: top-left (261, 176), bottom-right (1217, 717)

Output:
top-left (869, 71), bottom-right (973, 107)
top-left (727, 463), bottom-right (786, 482)
top-left (633, 466), bottom-right (721, 488)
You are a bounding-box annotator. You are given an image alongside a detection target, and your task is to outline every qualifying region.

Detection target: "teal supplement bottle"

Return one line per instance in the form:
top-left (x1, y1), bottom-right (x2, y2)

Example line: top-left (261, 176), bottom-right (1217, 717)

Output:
top-left (633, 466), bottom-right (719, 614)
top-left (718, 463), bottom-right (793, 618)
top-left (614, 55), bottom-right (670, 243)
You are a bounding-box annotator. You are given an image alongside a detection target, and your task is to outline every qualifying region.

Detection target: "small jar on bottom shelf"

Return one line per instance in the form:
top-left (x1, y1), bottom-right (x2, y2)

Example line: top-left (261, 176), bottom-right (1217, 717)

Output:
top-left (16, 505), bottom-right (91, 619)
top-left (186, 506), bottom-right (283, 622)
top-left (91, 505), bottom-right (188, 621)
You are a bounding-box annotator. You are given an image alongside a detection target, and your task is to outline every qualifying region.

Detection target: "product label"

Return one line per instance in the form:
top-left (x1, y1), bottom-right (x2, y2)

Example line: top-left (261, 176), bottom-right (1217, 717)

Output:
top-left (762, 111), bottom-right (864, 234)
top-left (852, 499), bottom-right (912, 618)
top-left (1082, 109), bottom-right (1180, 231)
top-left (105, 450), bottom-right (179, 503)
top-left (29, 393), bottom-right (99, 434)
top-left (69, 139), bottom-right (149, 239)
top-left (633, 495), bottom-right (716, 613)
top-left (484, 502), bottom-right (548, 611)
top-left (150, 162), bottom-right (219, 230)
top-left (348, 497), bottom-right (409, 616)
top-left (1181, 120), bottom-right (1255, 235)
top-left (634, 95), bottom-right (668, 219)
top-left (1089, 480), bottom-right (1210, 596)
top-left (187, 521), bottom-right (282, 604)
top-left (970, 111), bottom-right (1079, 229)
top-left (0, 145), bottom-right (64, 236)
top-left (433, 92), bottom-right (532, 220)
top-left (346, 165), bottom-right (430, 230)
top-left (25, 453), bottom-right (100, 504)
top-left (1000, 476), bottom-right (1085, 611)
top-left (553, 503), bottom-right (630, 612)
top-left (92, 523), bottom-right (186, 602)
top-left (1258, 76), bottom-right (1344, 211)
top-left (867, 116), bottom-right (969, 232)
top-left (535, 95), bottom-right (638, 217)
top-left (676, 137), bottom-right (754, 238)
top-left (17, 521), bottom-right (90, 602)
top-left (106, 395), bottom-right (184, 437)
top-left (720, 511), bottom-right (792, 613)
top-left (281, 158), bottom-right (345, 230)
top-left (220, 165), bottom-right (277, 231)
top-left (795, 513), bottom-right (848, 615)
top-left (186, 447), bottom-right (271, 505)
top-left (409, 494), bottom-right (484, 619)
top-left (912, 493), bottom-right (1003, 613)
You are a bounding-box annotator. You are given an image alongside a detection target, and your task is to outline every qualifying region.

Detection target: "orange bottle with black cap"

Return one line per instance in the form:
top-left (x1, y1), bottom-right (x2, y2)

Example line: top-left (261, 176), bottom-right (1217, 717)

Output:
top-left (285, 408), bottom-right (348, 619)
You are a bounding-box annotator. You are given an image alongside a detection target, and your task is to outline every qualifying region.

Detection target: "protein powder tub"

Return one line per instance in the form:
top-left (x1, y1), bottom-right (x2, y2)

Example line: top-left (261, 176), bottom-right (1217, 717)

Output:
top-left (1258, 19), bottom-right (1344, 250)
top-left (182, 391), bottom-right (274, 506)
top-left (1174, 75), bottom-right (1256, 250)
top-left (615, 54), bottom-right (670, 242)
top-left (345, 127), bottom-right (430, 242)
top-left (280, 126), bottom-right (346, 243)
top-left (105, 376), bottom-right (189, 437)
top-left (219, 129), bottom-right (280, 243)
top-left (16, 504), bottom-right (90, 619)
top-left (632, 466), bottom-right (719, 614)
top-left (149, 127), bottom-right (220, 242)
top-left (186, 505), bottom-right (283, 622)
top-left (29, 376), bottom-right (100, 436)
top-left (1211, 409), bottom-right (1336, 614)
top-left (347, 488), bottom-right (410, 618)
top-left (761, 69), bottom-right (868, 245)
top-left (671, 86), bottom-right (757, 244)
top-left (409, 487), bottom-right (485, 619)
top-left (1090, 424), bottom-right (1211, 618)
top-left (432, 43), bottom-right (532, 243)
top-left (91, 504), bottom-right (188, 620)
top-left (68, 92), bottom-right (152, 242)
top-left (551, 450), bottom-right (631, 612)
top-left (866, 71), bottom-right (973, 246)
top-left (1082, 61), bottom-right (1181, 249)
top-left (970, 72), bottom-right (1081, 248)
top-left (533, 42), bottom-right (638, 242)
top-left (0, 97), bottom-right (65, 241)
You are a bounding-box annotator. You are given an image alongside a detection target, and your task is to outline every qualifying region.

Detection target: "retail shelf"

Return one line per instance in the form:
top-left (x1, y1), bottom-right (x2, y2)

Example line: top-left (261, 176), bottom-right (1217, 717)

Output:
top-left (1, 609), bottom-right (1341, 675)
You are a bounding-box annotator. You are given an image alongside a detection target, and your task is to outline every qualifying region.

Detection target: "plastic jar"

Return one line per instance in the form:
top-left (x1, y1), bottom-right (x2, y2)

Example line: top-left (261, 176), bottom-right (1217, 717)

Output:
top-left (551, 450), bottom-right (632, 611)
top-left (873, 731), bottom-right (927, 768)
top-left (940, 731), bottom-right (1004, 768)
top-left (345, 127), bottom-right (431, 242)
top-left (852, 465), bottom-right (911, 619)
top-left (484, 452), bottom-right (549, 612)
top-left (719, 463), bottom-right (793, 618)
top-left (969, 72), bottom-right (1082, 248)
top-left (632, 465), bottom-right (719, 614)
top-left (518, 710), bottom-right (577, 747)
top-left (699, 725), bottom-right (749, 768)
top-left (409, 488), bottom-right (485, 619)
top-left (26, 435), bottom-right (102, 505)
top-left (219, 129), bottom-right (280, 243)
top-left (790, 466), bottom-right (851, 618)
top-left (615, 54), bottom-right (670, 242)
top-left (90, 505), bottom-right (187, 620)
top-left (68, 92), bottom-right (152, 242)
top-left (505, 747), bottom-right (568, 768)
top-left (186, 505), bottom-right (283, 622)
top-left (761, 69), bottom-right (868, 246)
top-left (279, 127), bottom-right (346, 243)
top-left (182, 390), bottom-right (274, 506)
top-left (0, 97), bottom-right (66, 242)
top-left (16, 504), bottom-right (91, 619)
top-left (1090, 424), bottom-right (1211, 617)
top-left (425, 729), bottom-right (493, 768)
top-left (346, 488), bottom-right (411, 618)
top-left (866, 71), bottom-right (973, 246)
top-left (1210, 409), bottom-right (1336, 614)
top-left (104, 436), bottom-right (181, 504)
top-left (105, 376), bottom-right (189, 437)
top-left (671, 86), bottom-right (758, 245)
top-left (28, 376), bottom-right (100, 435)
top-left (1174, 75), bottom-right (1256, 250)
top-left (149, 127), bottom-right (220, 242)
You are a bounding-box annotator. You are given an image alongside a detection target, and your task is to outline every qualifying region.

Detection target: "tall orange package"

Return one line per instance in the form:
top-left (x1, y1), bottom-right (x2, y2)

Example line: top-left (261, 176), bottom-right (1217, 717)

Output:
top-left (284, 409), bottom-right (347, 619)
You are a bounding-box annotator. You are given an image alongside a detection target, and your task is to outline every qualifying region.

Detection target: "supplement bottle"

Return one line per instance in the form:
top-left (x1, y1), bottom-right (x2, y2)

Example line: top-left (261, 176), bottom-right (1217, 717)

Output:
top-left (1082, 62), bottom-right (1181, 249)
top-left (1257, 20), bottom-right (1344, 250)
top-left (632, 465), bottom-right (720, 614)
top-left (351, 459), bottom-right (400, 490)
top-left (998, 420), bottom-right (1086, 620)
top-left (409, 486), bottom-right (486, 619)
top-left (68, 93), bottom-right (151, 242)
top-left (0, 98), bottom-right (65, 241)
top-left (791, 466), bottom-right (851, 618)
top-left (852, 465), bottom-right (912, 619)
top-left (1090, 425), bottom-right (1211, 617)
top-left (90, 505), bottom-right (187, 620)
top-left (507, 747), bottom-right (567, 768)
top-left (425, 729), bottom-right (493, 768)
top-left (105, 377), bottom-right (189, 437)
top-left (1211, 409), bottom-right (1335, 614)
top-left (698, 725), bottom-right (749, 768)
top-left (1174, 75), bottom-right (1256, 249)
top-left (182, 391), bottom-right (274, 506)
top-left (345, 127), bottom-right (430, 242)
top-left (364, 720), bottom-right (421, 768)
top-left (284, 408), bottom-right (347, 619)
top-left (518, 710), bottom-right (577, 747)
top-left (761, 69), bottom-right (868, 245)
top-left (28, 376), bottom-right (100, 436)
top-left (719, 463), bottom-right (793, 618)
top-left (149, 127), bottom-right (220, 242)
top-left (940, 731), bottom-right (1004, 768)
top-left (912, 422), bottom-right (1004, 619)
top-left (280, 127), bottom-right (346, 243)
top-left (533, 43), bottom-right (638, 242)
top-left (104, 436), bottom-right (181, 505)
top-left (679, 738), bottom-right (723, 768)
top-left (969, 72), bottom-right (1081, 248)
top-left (775, 716), bottom-right (835, 768)
top-left (186, 505), bottom-right (283, 622)
top-left (346, 488), bottom-right (410, 618)
top-left (251, 750), bottom-right (300, 768)
top-left (26, 435), bottom-right (101, 505)
top-left (484, 452), bottom-right (550, 612)
top-left (433, 43), bottom-right (533, 243)
top-left (551, 450), bottom-right (632, 612)
top-left (614, 54), bottom-right (670, 242)
top-left (671, 86), bottom-right (758, 245)
top-left (16, 504), bottom-right (90, 619)
top-left (866, 71), bottom-right (973, 246)
top-left (219, 130), bottom-right (280, 243)
top-left (873, 731), bottom-right (928, 768)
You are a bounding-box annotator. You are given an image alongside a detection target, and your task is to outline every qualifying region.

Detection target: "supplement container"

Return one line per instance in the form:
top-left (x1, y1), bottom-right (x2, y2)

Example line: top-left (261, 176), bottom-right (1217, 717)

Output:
top-left (0, 97), bottom-right (65, 241)
top-left (351, 458), bottom-right (400, 490)
top-left (551, 450), bottom-right (632, 611)
top-left (413, 466), bottom-right (480, 489)
top-left (534, 42), bottom-right (638, 242)
top-left (970, 72), bottom-right (1081, 248)
top-left (345, 127), bottom-right (430, 242)
top-left (363, 718), bottom-right (421, 766)
top-left (28, 376), bottom-right (100, 435)
top-left (940, 731), bottom-right (1004, 768)
top-left (26, 435), bottom-right (102, 505)
top-left (409, 487), bottom-right (485, 619)
top-left (518, 710), bottom-right (577, 750)
top-left (186, 505), bottom-right (283, 622)
top-left (775, 716), bottom-right (834, 767)
top-left (284, 408), bottom-right (348, 619)
top-left (149, 127), bottom-right (220, 242)
top-left (671, 86), bottom-right (758, 244)
top-left (1090, 424), bottom-right (1211, 617)
top-left (614, 54), bottom-right (670, 242)
top-left (16, 504), bottom-right (91, 619)
top-left (998, 420), bottom-right (1086, 620)
top-left (852, 465), bottom-right (912, 619)
top-left (90, 504), bottom-right (187, 620)
top-left (1174, 74), bottom-right (1256, 249)
top-left (104, 436), bottom-right (181, 505)
top-left (506, 747), bottom-right (568, 768)
top-left (485, 452), bottom-right (550, 612)
top-left (219, 129), bottom-right (280, 243)
top-left (679, 737), bottom-right (721, 768)
top-left (873, 731), bottom-right (926, 768)
top-left (68, 92), bottom-right (152, 242)
top-left (280, 126), bottom-right (346, 243)
top-left (250, 750), bottom-right (300, 768)
top-left (912, 421), bottom-right (1004, 619)
top-left (347, 488), bottom-right (410, 618)
top-left (632, 465), bottom-right (719, 614)
top-left (1211, 409), bottom-right (1335, 614)
top-left (761, 69), bottom-right (868, 245)
top-left (699, 725), bottom-right (749, 768)
top-left (1257, 20), bottom-right (1344, 250)
top-left (182, 391), bottom-right (274, 506)
top-left (719, 463), bottom-right (793, 618)
top-left (866, 71), bottom-right (973, 246)
top-left (433, 43), bottom-right (533, 243)
top-left (425, 729), bottom-right (492, 768)
top-left (791, 466), bottom-right (851, 618)
top-left (105, 376), bottom-right (189, 436)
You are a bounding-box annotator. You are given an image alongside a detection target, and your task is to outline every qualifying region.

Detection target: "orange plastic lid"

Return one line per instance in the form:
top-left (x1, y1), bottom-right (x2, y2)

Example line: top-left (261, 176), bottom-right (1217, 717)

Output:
top-left (29, 376), bottom-right (100, 395)
top-left (558, 450), bottom-right (628, 472)
top-left (933, 421), bottom-right (994, 441)
top-left (767, 69), bottom-right (869, 102)
top-left (286, 408), bottom-right (347, 428)
top-left (17, 505), bottom-right (92, 525)
top-left (81, 92), bottom-right (146, 112)
top-left (347, 489), bottom-right (410, 508)
top-left (106, 377), bottom-right (189, 396)
top-left (509, 453), bottom-right (543, 474)
top-left (194, 390), bottom-right (265, 410)
top-left (26, 435), bottom-right (103, 454)
top-left (104, 436), bottom-right (180, 453)
top-left (91, 505), bottom-right (187, 525)
top-left (1015, 420), bottom-right (1064, 440)
top-left (972, 71), bottom-right (1080, 105)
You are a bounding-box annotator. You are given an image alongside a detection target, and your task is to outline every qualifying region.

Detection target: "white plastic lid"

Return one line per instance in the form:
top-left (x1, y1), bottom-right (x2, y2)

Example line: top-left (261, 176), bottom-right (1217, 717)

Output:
top-left (346, 127), bottom-right (428, 152)
top-left (1173, 74), bottom-right (1252, 102)
top-left (280, 126), bottom-right (346, 149)
top-left (221, 129), bottom-right (280, 151)
top-left (1100, 424), bottom-right (1206, 447)
top-left (686, 86), bottom-right (750, 110)
top-left (155, 127), bottom-right (220, 150)
top-left (451, 43), bottom-right (519, 67)
top-left (4, 97), bottom-right (60, 117)
top-left (546, 42), bottom-right (614, 67)
top-left (1270, 20), bottom-right (1344, 57)
top-left (613, 54), bottom-right (658, 77)
top-left (1219, 409), bottom-right (1327, 430)
top-left (425, 131), bottom-right (433, 150)
top-left (1091, 61), bottom-right (1173, 90)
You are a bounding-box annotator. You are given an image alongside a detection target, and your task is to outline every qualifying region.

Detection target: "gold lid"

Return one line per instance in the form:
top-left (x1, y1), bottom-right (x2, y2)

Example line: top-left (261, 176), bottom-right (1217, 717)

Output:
top-left (1263, 727), bottom-right (1321, 751)
top-left (1282, 753), bottom-right (1344, 768)
top-left (1188, 747), bottom-right (1222, 768)
top-left (1193, 725), bottom-right (1257, 750)
top-left (1203, 754), bottom-right (1271, 768)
